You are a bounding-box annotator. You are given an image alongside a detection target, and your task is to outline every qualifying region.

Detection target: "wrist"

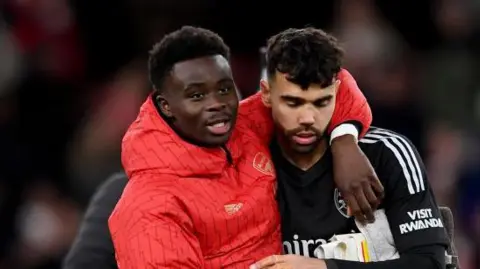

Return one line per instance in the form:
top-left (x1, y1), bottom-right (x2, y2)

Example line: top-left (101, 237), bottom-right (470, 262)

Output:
top-left (330, 134), bottom-right (358, 156)
top-left (330, 123), bottom-right (359, 145)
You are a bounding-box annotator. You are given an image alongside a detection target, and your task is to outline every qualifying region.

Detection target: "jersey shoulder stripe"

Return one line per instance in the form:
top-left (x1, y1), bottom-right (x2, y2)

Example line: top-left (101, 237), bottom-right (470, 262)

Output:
top-left (360, 127), bottom-right (425, 195)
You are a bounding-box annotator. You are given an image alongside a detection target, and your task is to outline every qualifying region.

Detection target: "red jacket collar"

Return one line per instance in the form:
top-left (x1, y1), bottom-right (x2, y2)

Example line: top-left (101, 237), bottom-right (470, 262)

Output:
top-left (122, 95), bottom-right (239, 179)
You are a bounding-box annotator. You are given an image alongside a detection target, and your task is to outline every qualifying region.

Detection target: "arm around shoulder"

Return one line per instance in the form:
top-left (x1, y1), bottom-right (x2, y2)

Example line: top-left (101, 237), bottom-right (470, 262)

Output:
top-left (237, 91), bottom-right (274, 144)
top-left (329, 69), bottom-right (372, 139)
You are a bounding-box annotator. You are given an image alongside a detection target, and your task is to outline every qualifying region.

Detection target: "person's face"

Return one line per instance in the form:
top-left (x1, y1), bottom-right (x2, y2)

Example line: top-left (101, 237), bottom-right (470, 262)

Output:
top-left (261, 72), bottom-right (339, 153)
top-left (156, 55), bottom-right (239, 147)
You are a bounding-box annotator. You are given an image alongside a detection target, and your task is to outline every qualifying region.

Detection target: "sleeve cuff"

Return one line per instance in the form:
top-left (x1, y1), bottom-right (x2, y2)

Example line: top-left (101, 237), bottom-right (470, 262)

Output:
top-left (329, 123), bottom-right (359, 145)
top-left (325, 259), bottom-right (339, 269)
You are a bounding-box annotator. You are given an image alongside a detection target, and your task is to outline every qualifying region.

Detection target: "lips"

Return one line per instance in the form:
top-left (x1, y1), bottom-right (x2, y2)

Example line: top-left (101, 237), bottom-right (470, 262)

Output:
top-left (206, 116), bottom-right (232, 136)
top-left (292, 132), bottom-right (317, 145)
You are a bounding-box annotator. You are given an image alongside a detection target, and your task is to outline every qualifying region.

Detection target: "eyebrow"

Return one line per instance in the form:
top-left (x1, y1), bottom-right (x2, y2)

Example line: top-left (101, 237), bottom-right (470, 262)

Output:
top-left (184, 78), bottom-right (234, 90)
top-left (280, 95), bottom-right (332, 103)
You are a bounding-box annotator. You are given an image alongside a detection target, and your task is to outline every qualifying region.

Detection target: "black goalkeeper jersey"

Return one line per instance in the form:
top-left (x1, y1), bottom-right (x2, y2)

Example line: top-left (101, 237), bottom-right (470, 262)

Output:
top-left (272, 127), bottom-right (448, 269)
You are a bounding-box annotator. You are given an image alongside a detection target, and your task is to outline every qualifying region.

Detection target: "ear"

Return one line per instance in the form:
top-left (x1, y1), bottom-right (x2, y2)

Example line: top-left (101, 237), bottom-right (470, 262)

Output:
top-left (155, 93), bottom-right (173, 117)
top-left (260, 79), bottom-right (272, 108)
top-left (333, 79), bottom-right (341, 94)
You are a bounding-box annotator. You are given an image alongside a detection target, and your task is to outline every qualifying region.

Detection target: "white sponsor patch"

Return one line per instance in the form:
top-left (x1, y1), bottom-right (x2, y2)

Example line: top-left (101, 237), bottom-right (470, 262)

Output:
top-left (399, 208), bottom-right (443, 234)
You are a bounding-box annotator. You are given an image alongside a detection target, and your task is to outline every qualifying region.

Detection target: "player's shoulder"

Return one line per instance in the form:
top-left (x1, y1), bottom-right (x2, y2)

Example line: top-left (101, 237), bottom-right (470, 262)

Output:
top-left (358, 127), bottom-right (421, 165)
top-left (360, 127), bottom-right (429, 196)
top-left (113, 173), bottom-right (179, 213)
top-left (109, 174), bottom-right (181, 232)
top-left (359, 127), bottom-right (416, 151)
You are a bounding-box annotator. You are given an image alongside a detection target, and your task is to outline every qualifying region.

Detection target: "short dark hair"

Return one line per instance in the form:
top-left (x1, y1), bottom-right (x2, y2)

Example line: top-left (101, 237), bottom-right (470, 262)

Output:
top-left (266, 27), bottom-right (344, 89)
top-left (148, 26), bottom-right (230, 92)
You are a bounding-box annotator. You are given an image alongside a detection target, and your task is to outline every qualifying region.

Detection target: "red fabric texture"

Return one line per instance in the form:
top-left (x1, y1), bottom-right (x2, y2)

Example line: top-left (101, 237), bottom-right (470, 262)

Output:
top-left (330, 69), bottom-right (372, 137)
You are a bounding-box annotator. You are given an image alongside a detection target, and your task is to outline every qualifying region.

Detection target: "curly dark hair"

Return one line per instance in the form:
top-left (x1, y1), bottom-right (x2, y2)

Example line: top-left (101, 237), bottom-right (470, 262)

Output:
top-left (148, 26), bottom-right (230, 92)
top-left (266, 27), bottom-right (344, 89)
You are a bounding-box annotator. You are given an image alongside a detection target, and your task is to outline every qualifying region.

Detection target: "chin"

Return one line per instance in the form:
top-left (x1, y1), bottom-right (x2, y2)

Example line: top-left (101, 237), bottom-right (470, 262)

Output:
top-left (203, 134), bottom-right (231, 147)
top-left (289, 138), bottom-right (321, 154)
top-left (292, 144), bottom-right (317, 154)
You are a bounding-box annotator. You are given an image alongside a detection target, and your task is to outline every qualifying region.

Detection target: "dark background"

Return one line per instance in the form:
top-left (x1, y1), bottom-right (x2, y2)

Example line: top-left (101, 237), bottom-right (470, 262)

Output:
top-left (0, 0), bottom-right (478, 268)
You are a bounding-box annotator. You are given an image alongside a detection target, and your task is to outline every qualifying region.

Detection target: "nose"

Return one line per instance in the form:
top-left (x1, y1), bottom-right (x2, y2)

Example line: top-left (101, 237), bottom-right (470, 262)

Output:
top-left (205, 95), bottom-right (227, 112)
top-left (298, 108), bottom-right (315, 126)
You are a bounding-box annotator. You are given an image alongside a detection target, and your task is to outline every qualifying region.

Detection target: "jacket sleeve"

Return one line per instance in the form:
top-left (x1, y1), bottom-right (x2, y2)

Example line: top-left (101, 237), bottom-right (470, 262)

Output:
top-left (237, 90), bottom-right (273, 144)
top-left (108, 175), bottom-right (204, 269)
top-left (327, 69), bottom-right (372, 138)
top-left (237, 69), bottom-right (371, 145)
top-left (63, 172), bottom-right (127, 269)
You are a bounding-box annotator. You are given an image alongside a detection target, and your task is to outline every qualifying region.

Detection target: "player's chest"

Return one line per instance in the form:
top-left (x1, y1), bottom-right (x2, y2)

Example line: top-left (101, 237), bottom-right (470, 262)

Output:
top-left (277, 174), bottom-right (357, 257)
top-left (281, 202), bottom-right (357, 258)
top-left (178, 150), bottom-right (279, 251)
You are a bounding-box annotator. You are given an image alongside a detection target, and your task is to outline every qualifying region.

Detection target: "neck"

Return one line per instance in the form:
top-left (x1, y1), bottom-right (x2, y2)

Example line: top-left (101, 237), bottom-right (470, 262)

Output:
top-left (278, 137), bottom-right (328, 171)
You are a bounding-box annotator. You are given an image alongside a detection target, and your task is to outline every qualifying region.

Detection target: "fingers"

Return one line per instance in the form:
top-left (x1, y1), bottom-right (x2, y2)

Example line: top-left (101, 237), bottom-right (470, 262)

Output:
top-left (364, 181), bottom-right (380, 210)
top-left (346, 188), bottom-right (374, 223)
top-left (355, 184), bottom-right (375, 223)
top-left (371, 175), bottom-right (385, 200)
top-left (250, 255), bottom-right (284, 269)
top-left (360, 153), bottom-right (384, 201)
top-left (343, 194), bottom-right (366, 223)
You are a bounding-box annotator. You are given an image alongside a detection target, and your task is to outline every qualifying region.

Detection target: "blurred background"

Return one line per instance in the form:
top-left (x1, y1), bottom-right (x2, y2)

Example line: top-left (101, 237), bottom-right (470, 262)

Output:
top-left (0, 0), bottom-right (478, 268)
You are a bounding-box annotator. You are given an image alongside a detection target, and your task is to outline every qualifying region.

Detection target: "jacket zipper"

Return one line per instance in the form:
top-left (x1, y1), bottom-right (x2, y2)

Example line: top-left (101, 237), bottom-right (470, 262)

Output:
top-left (221, 145), bottom-right (233, 166)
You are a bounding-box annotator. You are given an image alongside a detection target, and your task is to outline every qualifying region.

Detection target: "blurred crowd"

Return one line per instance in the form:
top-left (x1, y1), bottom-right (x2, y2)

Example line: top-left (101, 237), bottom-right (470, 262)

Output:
top-left (0, 0), bottom-right (478, 268)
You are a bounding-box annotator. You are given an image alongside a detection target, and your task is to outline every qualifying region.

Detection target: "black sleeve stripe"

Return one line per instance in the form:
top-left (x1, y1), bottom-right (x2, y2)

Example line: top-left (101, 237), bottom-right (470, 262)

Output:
top-left (359, 129), bottom-right (425, 195)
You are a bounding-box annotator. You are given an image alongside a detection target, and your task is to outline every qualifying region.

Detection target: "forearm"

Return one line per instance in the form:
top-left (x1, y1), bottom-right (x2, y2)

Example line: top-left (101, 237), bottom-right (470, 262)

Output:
top-left (325, 245), bottom-right (445, 269)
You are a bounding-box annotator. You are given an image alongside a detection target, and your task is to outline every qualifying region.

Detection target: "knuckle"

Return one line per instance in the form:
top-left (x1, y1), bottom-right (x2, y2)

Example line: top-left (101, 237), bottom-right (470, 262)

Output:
top-left (346, 183), bottom-right (361, 191)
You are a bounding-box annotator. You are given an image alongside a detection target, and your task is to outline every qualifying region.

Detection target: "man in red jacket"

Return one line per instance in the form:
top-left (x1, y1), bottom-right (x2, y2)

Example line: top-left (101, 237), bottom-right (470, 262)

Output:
top-left (109, 26), bottom-right (379, 269)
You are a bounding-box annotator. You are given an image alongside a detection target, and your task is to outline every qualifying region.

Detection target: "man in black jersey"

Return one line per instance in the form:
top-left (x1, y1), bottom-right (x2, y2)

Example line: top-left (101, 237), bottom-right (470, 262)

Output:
top-left (251, 27), bottom-right (448, 269)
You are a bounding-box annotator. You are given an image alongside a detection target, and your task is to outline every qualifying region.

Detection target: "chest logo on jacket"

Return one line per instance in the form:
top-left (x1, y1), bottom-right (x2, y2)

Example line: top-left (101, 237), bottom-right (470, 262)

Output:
top-left (253, 152), bottom-right (274, 176)
top-left (334, 188), bottom-right (349, 218)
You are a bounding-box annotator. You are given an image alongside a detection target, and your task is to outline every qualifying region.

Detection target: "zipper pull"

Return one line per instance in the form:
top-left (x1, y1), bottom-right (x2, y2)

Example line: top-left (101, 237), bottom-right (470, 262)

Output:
top-left (221, 145), bottom-right (233, 165)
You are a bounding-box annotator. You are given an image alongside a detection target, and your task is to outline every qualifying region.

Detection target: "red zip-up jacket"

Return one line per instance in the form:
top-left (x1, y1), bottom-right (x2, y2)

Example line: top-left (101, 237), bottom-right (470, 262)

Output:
top-left (109, 69), bottom-right (371, 269)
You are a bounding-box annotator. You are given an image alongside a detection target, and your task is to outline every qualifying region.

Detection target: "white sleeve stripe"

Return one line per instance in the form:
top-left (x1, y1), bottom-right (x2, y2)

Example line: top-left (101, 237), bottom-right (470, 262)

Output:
top-left (359, 138), bottom-right (379, 143)
top-left (363, 133), bottom-right (416, 194)
top-left (364, 130), bottom-right (425, 193)
top-left (366, 134), bottom-right (421, 193)
top-left (369, 129), bottom-right (425, 192)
